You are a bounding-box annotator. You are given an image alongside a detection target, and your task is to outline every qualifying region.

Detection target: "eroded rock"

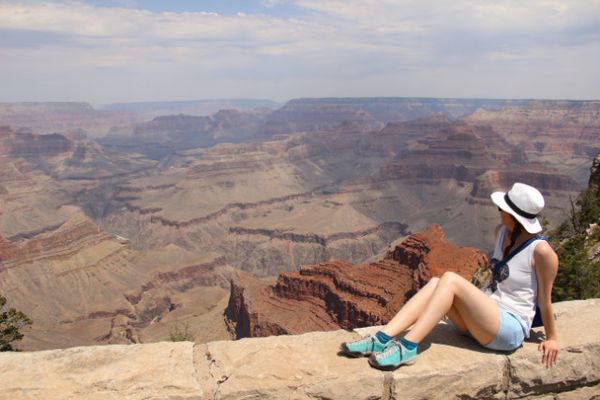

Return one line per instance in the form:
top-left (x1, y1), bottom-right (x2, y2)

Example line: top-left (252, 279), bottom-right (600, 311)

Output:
top-left (225, 224), bottom-right (487, 338)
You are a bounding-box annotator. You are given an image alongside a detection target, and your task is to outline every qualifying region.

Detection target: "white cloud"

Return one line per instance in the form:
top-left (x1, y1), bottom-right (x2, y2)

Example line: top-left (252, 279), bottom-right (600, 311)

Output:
top-left (0, 0), bottom-right (598, 102)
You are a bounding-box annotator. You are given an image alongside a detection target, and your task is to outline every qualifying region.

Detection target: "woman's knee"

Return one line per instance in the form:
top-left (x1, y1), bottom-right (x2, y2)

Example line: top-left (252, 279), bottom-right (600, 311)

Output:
top-left (428, 276), bottom-right (440, 286)
top-left (439, 271), bottom-right (460, 284)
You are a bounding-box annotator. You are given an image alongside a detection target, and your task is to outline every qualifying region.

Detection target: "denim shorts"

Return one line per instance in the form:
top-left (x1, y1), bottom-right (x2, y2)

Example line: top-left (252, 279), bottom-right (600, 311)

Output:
top-left (483, 307), bottom-right (525, 352)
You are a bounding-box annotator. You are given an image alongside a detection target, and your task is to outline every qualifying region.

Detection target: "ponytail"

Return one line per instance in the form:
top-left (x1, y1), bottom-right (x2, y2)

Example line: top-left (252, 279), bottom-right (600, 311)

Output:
top-left (504, 215), bottom-right (524, 259)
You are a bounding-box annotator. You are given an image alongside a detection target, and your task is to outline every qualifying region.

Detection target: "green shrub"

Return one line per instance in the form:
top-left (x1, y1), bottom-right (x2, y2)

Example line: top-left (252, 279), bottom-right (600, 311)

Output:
top-left (0, 295), bottom-right (33, 351)
top-left (550, 189), bottom-right (600, 302)
top-left (168, 322), bottom-right (194, 342)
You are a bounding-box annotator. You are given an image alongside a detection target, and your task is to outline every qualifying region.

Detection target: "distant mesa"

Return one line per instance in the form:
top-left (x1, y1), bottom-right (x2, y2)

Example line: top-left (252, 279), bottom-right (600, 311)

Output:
top-left (100, 108), bottom-right (271, 159)
top-left (0, 102), bottom-right (139, 137)
top-left (0, 125), bottom-right (72, 157)
top-left (98, 99), bottom-right (281, 117)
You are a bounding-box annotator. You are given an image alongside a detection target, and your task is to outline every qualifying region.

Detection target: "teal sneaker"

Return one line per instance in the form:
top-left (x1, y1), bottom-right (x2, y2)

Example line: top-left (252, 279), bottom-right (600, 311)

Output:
top-left (339, 334), bottom-right (390, 358)
top-left (368, 340), bottom-right (417, 370)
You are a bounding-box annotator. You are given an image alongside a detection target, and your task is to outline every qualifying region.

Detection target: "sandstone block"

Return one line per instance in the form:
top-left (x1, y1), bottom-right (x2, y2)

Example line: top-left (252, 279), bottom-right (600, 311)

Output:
top-left (206, 330), bottom-right (384, 400)
top-left (0, 341), bottom-right (211, 400)
top-left (0, 299), bottom-right (598, 399)
top-left (356, 323), bottom-right (507, 400)
top-left (508, 299), bottom-right (600, 398)
top-left (548, 385), bottom-right (600, 399)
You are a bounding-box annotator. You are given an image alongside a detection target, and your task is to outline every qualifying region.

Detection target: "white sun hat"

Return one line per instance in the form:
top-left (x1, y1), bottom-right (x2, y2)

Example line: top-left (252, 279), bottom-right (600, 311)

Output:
top-left (491, 182), bottom-right (545, 233)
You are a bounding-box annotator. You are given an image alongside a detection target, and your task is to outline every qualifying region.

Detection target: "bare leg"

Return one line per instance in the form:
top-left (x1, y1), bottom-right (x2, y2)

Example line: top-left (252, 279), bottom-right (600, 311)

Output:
top-left (381, 277), bottom-right (440, 337)
top-left (403, 272), bottom-right (500, 345)
top-left (447, 305), bottom-right (468, 333)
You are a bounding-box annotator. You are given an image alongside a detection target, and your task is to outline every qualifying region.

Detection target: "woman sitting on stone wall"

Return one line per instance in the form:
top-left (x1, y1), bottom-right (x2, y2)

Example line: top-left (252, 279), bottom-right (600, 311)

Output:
top-left (340, 182), bottom-right (559, 370)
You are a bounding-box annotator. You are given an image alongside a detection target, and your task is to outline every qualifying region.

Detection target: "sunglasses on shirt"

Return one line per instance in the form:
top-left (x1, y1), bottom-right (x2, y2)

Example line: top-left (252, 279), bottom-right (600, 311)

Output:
top-left (488, 258), bottom-right (509, 293)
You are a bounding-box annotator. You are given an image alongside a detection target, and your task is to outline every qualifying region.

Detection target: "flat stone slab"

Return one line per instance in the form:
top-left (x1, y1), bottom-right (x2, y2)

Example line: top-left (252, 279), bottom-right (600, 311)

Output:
top-left (206, 329), bottom-right (385, 400)
top-left (0, 341), bottom-right (210, 400)
top-left (0, 299), bottom-right (598, 399)
top-left (508, 299), bottom-right (600, 398)
top-left (356, 322), bottom-right (507, 399)
top-left (358, 298), bottom-right (600, 400)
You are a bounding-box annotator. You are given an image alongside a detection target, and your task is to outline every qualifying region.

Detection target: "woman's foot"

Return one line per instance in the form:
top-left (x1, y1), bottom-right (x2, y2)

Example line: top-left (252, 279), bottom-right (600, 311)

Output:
top-left (368, 339), bottom-right (417, 370)
top-left (339, 334), bottom-right (390, 357)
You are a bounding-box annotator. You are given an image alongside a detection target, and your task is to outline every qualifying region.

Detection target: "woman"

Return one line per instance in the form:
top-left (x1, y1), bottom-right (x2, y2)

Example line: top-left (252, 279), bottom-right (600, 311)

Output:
top-left (340, 182), bottom-right (559, 370)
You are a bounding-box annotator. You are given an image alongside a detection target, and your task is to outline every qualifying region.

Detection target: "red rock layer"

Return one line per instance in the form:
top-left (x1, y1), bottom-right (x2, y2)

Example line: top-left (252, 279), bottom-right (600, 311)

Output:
top-left (0, 235), bottom-right (15, 263)
top-left (225, 225), bottom-right (487, 338)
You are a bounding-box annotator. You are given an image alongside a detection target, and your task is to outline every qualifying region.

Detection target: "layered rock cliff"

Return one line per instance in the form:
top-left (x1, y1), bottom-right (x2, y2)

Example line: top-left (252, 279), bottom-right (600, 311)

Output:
top-left (0, 125), bottom-right (72, 156)
top-left (375, 119), bottom-right (579, 195)
top-left (466, 101), bottom-right (600, 186)
top-left (466, 100), bottom-right (600, 155)
top-left (225, 225), bottom-right (487, 338)
top-left (101, 109), bottom-right (270, 159)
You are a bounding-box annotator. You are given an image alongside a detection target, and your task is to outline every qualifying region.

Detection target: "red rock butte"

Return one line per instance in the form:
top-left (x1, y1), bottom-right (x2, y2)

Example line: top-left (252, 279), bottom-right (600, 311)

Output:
top-left (226, 224), bottom-right (487, 338)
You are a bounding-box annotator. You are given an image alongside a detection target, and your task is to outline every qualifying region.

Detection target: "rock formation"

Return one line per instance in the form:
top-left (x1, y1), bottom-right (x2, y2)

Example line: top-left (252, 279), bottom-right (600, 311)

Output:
top-left (0, 299), bottom-right (597, 399)
top-left (226, 225), bottom-right (487, 338)
top-left (466, 100), bottom-right (600, 154)
top-left (466, 101), bottom-right (600, 187)
top-left (101, 109), bottom-right (270, 159)
top-left (375, 119), bottom-right (579, 195)
top-left (0, 126), bottom-right (72, 156)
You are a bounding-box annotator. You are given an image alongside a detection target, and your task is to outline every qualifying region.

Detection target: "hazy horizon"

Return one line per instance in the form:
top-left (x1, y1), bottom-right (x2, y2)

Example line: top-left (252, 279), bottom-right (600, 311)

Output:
top-left (4, 95), bottom-right (600, 109)
top-left (1, 1), bottom-right (599, 104)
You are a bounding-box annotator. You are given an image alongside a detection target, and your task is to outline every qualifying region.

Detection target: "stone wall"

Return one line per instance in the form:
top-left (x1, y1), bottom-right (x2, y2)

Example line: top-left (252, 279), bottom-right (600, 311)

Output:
top-left (0, 299), bottom-right (598, 399)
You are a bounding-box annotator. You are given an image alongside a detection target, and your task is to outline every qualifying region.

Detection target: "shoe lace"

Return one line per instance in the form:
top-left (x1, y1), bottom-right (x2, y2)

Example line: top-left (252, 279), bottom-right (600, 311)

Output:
top-left (379, 340), bottom-right (402, 359)
top-left (362, 335), bottom-right (376, 346)
top-left (350, 335), bottom-right (373, 347)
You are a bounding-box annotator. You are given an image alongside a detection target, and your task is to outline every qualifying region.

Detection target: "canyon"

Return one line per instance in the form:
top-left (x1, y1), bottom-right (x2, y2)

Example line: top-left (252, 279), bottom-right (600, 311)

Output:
top-left (0, 97), bottom-right (598, 351)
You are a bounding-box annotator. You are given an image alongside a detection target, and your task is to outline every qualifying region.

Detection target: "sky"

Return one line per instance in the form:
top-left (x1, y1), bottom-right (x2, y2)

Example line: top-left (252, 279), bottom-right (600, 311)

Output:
top-left (0, 0), bottom-right (599, 104)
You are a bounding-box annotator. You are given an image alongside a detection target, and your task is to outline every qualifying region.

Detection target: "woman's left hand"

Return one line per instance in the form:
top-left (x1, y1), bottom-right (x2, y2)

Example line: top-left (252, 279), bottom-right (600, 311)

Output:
top-left (538, 339), bottom-right (559, 368)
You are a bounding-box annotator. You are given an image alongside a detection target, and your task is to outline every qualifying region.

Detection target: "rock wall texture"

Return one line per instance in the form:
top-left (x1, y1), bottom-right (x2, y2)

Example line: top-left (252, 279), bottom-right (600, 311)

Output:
top-left (225, 225), bottom-right (487, 338)
top-left (1, 299), bottom-right (598, 400)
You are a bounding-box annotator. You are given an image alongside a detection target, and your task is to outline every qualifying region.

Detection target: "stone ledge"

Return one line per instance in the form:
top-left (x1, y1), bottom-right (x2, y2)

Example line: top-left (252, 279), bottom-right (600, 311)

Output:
top-left (0, 299), bottom-right (598, 400)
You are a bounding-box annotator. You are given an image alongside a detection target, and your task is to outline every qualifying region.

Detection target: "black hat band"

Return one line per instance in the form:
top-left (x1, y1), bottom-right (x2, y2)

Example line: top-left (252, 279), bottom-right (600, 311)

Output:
top-left (504, 193), bottom-right (538, 219)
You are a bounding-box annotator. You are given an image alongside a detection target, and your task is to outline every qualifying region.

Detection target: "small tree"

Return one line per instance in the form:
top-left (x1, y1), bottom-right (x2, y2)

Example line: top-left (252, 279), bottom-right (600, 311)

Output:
top-left (550, 187), bottom-right (600, 302)
top-left (0, 295), bottom-right (33, 351)
top-left (569, 189), bottom-right (600, 235)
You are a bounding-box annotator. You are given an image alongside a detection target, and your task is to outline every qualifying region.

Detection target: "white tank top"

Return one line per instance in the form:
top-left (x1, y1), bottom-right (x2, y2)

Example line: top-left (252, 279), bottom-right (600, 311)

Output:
top-left (484, 226), bottom-right (542, 337)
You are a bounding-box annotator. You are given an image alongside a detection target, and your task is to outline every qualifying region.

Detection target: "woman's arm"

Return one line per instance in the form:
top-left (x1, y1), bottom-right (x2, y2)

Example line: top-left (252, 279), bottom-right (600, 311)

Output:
top-left (533, 241), bottom-right (559, 367)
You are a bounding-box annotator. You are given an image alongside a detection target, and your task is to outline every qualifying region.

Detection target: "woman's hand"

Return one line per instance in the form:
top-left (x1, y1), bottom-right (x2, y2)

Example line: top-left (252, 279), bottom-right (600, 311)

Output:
top-left (538, 339), bottom-right (559, 368)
